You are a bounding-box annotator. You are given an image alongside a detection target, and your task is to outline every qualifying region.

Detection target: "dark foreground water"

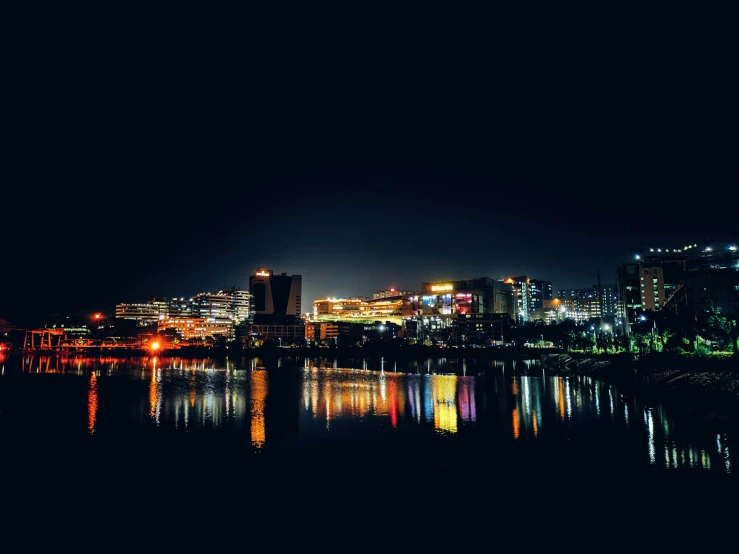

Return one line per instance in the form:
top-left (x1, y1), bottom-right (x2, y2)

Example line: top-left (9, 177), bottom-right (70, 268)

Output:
top-left (1, 353), bottom-right (736, 541)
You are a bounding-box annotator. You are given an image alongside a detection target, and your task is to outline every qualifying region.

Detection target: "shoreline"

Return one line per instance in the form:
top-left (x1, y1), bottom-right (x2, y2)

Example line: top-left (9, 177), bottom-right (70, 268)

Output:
top-left (5, 344), bottom-right (552, 360)
top-left (541, 352), bottom-right (739, 422)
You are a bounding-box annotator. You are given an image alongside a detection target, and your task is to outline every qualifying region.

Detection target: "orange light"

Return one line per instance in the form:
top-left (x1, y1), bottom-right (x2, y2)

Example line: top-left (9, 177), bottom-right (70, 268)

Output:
top-left (150, 341), bottom-right (160, 351)
top-left (94, 313), bottom-right (101, 320)
top-left (504, 278), bottom-right (515, 284)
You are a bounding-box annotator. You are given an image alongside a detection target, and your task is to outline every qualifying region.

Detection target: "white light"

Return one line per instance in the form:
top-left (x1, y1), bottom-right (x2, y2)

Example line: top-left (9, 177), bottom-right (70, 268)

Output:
top-left (657, 249), bottom-right (662, 252)
top-left (650, 248), bottom-right (654, 252)
top-left (635, 254), bottom-right (640, 260)
top-left (730, 246), bottom-right (737, 251)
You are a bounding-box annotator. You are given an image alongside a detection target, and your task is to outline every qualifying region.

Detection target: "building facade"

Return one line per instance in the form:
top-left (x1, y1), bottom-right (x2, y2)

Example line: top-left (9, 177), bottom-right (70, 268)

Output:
top-left (618, 243), bottom-right (739, 334)
top-left (249, 269), bottom-right (302, 317)
top-left (115, 303), bottom-right (159, 324)
top-left (529, 279), bottom-right (553, 311)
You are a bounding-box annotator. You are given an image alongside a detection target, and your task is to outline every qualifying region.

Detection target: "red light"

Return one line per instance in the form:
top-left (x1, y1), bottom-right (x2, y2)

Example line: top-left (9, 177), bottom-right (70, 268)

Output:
top-left (390, 288), bottom-right (395, 292)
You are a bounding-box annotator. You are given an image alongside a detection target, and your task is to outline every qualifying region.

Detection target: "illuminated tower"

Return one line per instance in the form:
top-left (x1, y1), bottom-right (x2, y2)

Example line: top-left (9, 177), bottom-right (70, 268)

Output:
top-left (249, 269), bottom-right (302, 317)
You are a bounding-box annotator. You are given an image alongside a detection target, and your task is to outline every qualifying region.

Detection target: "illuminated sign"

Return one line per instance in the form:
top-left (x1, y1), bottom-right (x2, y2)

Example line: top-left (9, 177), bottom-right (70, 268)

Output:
top-left (431, 284), bottom-right (453, 292)
top-left (255, 271), bottom-right (270, 277)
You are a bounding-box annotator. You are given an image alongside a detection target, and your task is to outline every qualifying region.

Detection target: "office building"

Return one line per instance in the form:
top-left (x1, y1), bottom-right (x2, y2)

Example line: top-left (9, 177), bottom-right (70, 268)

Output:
top-left (158, 317), bottom-right (233, 342)
top-left (452, 313), bottom-right (511, 344)
top-left (505, 276), bottom-right (530, 323)
top-left (249, 269), bottom-right (304, 340)
top-left (249, 269), bottom-right (302, 317)
top-left (372, 288), bottom-right (411, 299)
top-left (420, 277), bottom-right (512, 317)
top-left (618, 243), bottom-right (739, 334)
top-left (529, 280), bottom-right (553, 311)
top-left (115, 303), bottom-right (159, 324)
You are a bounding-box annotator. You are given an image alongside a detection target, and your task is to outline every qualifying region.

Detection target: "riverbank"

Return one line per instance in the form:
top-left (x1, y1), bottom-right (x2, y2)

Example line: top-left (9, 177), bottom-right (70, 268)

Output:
top-left (8, 344), bottom-right (553, 359)
top-left (541, 352), bottom-right (739, 421)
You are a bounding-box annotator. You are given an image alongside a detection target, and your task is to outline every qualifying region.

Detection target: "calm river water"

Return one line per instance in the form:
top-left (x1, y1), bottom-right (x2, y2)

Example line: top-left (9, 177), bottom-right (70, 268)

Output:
top-left (1, 352), bottom-right (736, 531)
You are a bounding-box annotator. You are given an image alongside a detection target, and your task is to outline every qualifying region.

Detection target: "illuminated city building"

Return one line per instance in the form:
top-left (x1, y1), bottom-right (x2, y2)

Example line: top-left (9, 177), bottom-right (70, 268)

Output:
top-left (117, 289), bottom-right (249, 337)
top-left (558, 284), bottom-right (618, 318)
top-left (506, 276), bottom-right (531, 324)
top-left (249, 323), bottom-right (306, 342)
top-left (250, 269), bottom-right (302, 317)
top-left (420, 277), bottom-right (512, 317)
top-left (452, 313), bottom-right (511, 344)
top-left (311, 293), bottom-right (412, 326)
top-left (364, 295), bottom-right (406, 319)
top-left (248, 269), bottom-right (304, 340)
top-left (157, 317), bottom-right (233, 341)
top-left (639, 267), bottom-right (665, 311)
top-left (618, 243), bottom-right (739, 334)
top-left (194, 292), bottom-right (232, 320)
top-left (576, 296), bottom-right (602, 320)
top-left (167, 297), bottom-right (195, 318)
top-left (313, 297), bottom-right (367, 318)
top-left (115, 303), bottom-right (159, 324)
top-left (372, 288), bottom-right (410, 299)
top-left (304, 322), bottom-right (339, 341)
top-left (225, 288), bottom-right (251, 324)
top-left (528, 279), bottom-right (553, 311)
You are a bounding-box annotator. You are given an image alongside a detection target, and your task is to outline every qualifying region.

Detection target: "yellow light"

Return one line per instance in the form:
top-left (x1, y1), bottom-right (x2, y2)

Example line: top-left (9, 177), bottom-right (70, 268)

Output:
top-left (150, 341), bottom-right (160, 351)
top-left (430, 284), bottom-right (453, 292)
top-left (255, 271), bottom-right (270, 276)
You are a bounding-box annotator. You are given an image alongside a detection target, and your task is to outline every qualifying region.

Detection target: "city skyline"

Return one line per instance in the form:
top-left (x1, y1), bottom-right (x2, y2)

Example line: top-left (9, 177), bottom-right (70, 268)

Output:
top-left (4, 20), bottom-right (737, 327)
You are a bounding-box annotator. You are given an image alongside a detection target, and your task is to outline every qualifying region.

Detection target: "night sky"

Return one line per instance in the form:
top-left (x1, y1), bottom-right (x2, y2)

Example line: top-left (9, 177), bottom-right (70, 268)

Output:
top-left (4, 13), bottom-right (737, 327)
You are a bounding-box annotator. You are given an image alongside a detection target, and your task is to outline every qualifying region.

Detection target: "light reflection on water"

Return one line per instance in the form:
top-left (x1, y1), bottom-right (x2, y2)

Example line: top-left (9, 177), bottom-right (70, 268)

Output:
top-left (0, 354), bottom-right (734, 473)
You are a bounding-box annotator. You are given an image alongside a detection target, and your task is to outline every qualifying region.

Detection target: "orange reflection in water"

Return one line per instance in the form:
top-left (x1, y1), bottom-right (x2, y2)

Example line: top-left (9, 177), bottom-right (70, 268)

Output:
top-left (532, 409), bottom-right (538, 437)
top-left (512, 408), bottom-right (520, 439)
top-left (149, 372), bottom-right (158, 420)
top-left (303, 370), bottom-right (407, 424)
top-left (511, 378), bottom-right (519, 396)
top-left (88, 372), bottom-right (98, 435)
top-left (388, 377), bottom-right (398, 428)
top-left (558, 377), bottom-right (565, 421)
top-left (250, 370), bottom-right (267, 449)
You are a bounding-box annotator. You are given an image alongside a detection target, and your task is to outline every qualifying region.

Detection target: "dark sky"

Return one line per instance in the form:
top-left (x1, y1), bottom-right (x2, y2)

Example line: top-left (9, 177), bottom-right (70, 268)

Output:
top-left (4, 11), bottom-right (737, 327)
